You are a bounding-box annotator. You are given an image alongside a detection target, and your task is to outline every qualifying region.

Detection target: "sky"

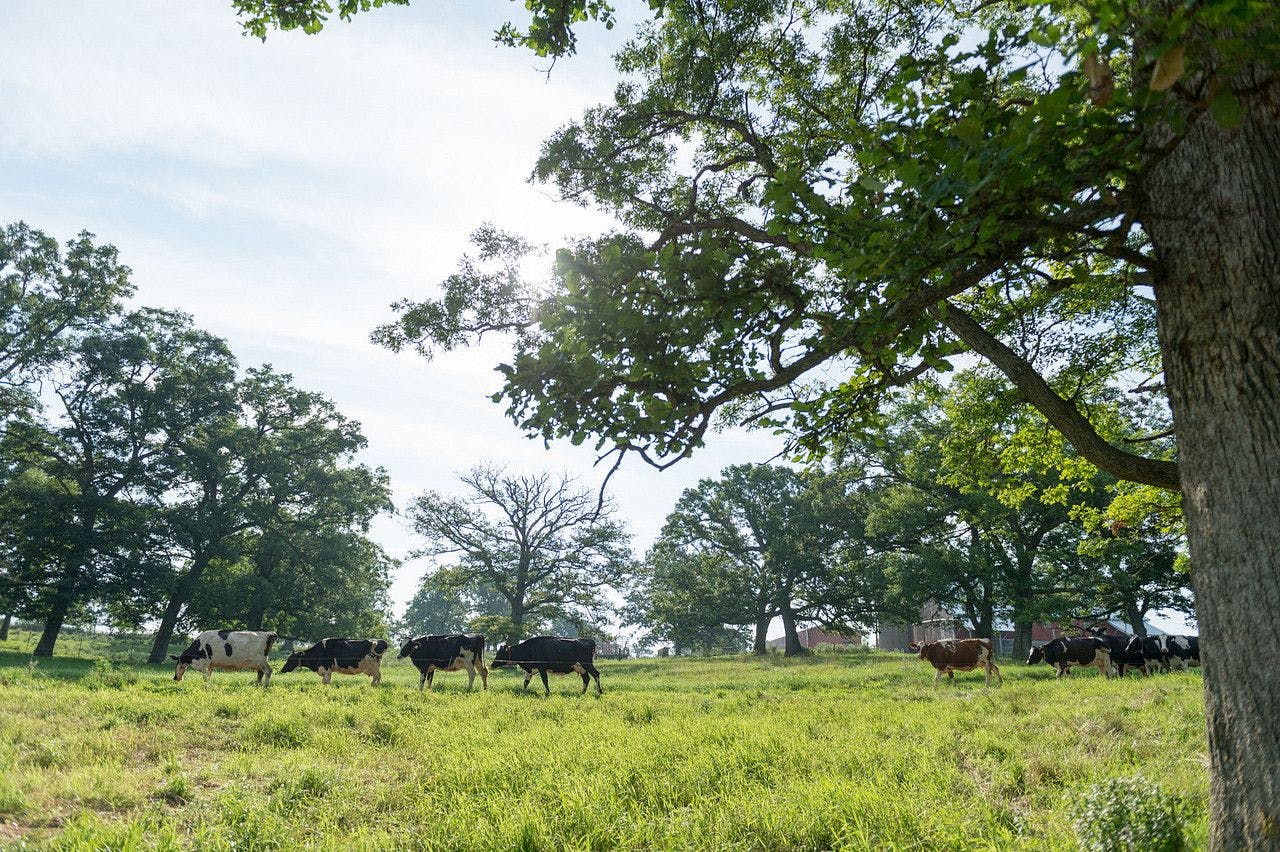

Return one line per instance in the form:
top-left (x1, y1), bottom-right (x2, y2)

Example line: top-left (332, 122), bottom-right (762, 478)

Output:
top-left (1, 1), bottom-right (1189, 639)
top-left (0, 0), bottom-right (787, 631)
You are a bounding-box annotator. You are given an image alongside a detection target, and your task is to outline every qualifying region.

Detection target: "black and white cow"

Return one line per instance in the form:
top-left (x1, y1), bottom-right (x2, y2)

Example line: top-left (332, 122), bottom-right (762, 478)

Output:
top-left (1083, 626), bottom-right (1149, 676)
top-left (1125, 635), bottom-right (1172, 672)
top-left (280, 638), bottom-right (390, 685)
top-left (491, 636), bottom-right (602, 696)
top-left (1026, 636), bottom-right (1113, 678)
top-left (171, 630), bottom-right (277, 685)
top-left (1165, 634), bottom-right (1200, 671)
top-left (397, 634), bottom-right (488, 691)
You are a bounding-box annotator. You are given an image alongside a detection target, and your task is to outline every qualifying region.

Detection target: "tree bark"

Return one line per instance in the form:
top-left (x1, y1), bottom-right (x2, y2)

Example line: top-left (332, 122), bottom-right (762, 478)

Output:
top-left (1143, 75), bottom-right (1280, 849)
top-left (752, 599), bottom-right (769, 655)
top-left (779, 607), bottom-right (807, 656)
top-left (1011, 620), bottom-right (1033, 664)
top-left (33, 590), bottom-right (73, 657)
top-left (0, 612), bottom-right (11, 642)
top-left (147, 555), bottom-right (211, 664)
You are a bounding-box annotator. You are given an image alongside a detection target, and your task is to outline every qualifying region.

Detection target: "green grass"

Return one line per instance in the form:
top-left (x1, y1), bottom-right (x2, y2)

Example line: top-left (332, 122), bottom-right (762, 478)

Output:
top-left (0, 637), bottom-right (1208, 850)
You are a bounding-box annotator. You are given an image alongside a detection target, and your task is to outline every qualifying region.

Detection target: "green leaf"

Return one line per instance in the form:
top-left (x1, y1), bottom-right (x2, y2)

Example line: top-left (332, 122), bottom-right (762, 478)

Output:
top-left (1210, 91), bottom-right (1244, 130)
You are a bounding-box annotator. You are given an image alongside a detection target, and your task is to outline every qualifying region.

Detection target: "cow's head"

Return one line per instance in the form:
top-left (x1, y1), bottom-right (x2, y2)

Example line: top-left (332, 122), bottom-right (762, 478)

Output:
top-left (1026, 645), bottom-right (1045, 666)
top-left (371, 639), bottom-right (390, 658)
top-left (907, 641), bottom-right (928, 659)
top-left (169, 639), bottom-right (208, 681)
top-left (397, 637), bottom-right (420, 660)
top-left (280, 652), bottom-right (304, 674)
top-left (491, 643), bottom-right (513, 668)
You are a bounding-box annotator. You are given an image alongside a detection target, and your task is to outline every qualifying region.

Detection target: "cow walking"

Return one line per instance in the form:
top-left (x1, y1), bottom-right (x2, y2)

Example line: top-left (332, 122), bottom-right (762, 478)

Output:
top-left (909, 638), bottom-right (1002, 685)
top-left (280, 638), bottom-right (390, 685)
top-left (171, 630), bottom-right (277, 686)
top-left (398, 634), bottom-right (488, 691)
top-left (1027, 637), bottom-right (1113, 678)
top-left (491, 636), bottom-right (602, 696)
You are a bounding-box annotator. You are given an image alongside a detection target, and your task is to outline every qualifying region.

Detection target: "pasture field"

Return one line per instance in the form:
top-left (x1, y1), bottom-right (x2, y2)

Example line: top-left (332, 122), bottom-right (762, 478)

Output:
top-left (0, 636), bottom-right (1207, 850)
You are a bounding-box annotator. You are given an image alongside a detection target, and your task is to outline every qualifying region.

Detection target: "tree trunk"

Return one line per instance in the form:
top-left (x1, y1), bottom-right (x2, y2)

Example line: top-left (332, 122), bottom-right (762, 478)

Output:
top-left (0, 612), bottom-right (11, 642)
top-left (1011, 620), bottom-right (1033, 664)
top-left (779, 608), bottom-right (807, 657)
top-left (1125, 604), bottom-right (1146, 638)
top-left (751, 599), bottom-right (769, 655)
top-left (1143, 76), bottom-right (1280, 849)
top-left (33, 590), bottom-right (73, 658)
top-left (148, 556), bottom-right (211, 664)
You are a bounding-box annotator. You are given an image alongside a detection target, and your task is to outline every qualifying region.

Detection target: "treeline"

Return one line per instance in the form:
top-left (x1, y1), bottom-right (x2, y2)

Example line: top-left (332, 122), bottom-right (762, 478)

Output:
top-left (404, 379), bottom-right (1189, 659)
top-left (0, 223), bottom-right (393, 659)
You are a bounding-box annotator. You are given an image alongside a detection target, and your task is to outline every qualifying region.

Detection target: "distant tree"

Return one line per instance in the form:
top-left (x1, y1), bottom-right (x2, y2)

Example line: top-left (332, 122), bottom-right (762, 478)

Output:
top-left (407, 467), bottom-right (632, 643)
top-left (3, 309), bottom-right (236, 656)
top-left (0, 223), bottom-right (133, 419)
top-left (400, 569), bottom-right (508, 639)
top-left (144, 366), bottom-right (388, 662)
top-left (647, 464), bottom-right (867, 657)
top-left (623, 545), bottom-right (753, 656)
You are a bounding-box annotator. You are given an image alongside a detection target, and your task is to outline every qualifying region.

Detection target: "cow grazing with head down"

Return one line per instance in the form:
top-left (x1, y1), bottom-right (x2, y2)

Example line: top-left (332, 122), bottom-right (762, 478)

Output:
top-left (171, 630), bottom-right (277, 685)
top-left (1082, 626), bottom-right (1149, 676)
top-left (909, 638), bottom-right (1002, 685)
top-left (398, 634), bottom-right (488, 691)
top-left (1125, 635), bottom-right (1171, 672)
top-left (280, 638), bottom-right (390, 685)
top-left (491, 636), bottom-right (602, 696)
top-left (1027, 636), bottom-right (1113, 678)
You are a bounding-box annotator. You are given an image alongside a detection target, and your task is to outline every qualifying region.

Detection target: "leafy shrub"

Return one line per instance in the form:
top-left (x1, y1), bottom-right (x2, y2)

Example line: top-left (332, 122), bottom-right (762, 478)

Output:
top-left (1074, 777), bottom-right (1191, 852)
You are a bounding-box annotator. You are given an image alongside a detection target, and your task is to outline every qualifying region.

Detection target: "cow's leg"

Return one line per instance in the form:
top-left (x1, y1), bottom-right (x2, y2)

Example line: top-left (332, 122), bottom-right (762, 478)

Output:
top-left (426, 669), bottom-right (435, 690)
top-left (1056, 664), bottom-right (1067, 679)
top-left (478, 661), bottom-right (488, 690)
top-left (255, 668), bottom-right (265, 687)
top-left (934, 668), bottom-right (944, 683)
top-left (203, 668), bottom-right (213, 684)
top-left (986, 660), bottom-right (1002, 686)
top-left (522, 670), bottom-right (533, 691)
top-left (586, 664), bottom-right (602, 695)
top-left (370, 661), bottom-right (381, 686)
top-left (580, 671), bottom-right (590, 694)
top-left (322, 668), bottom-right (332, 686)
top-left (465, 661), bottom-right (476, 691)
top-left (539, 668), bottom-right (550, 696)
top-left (418, 668), bottom-right (427, 692)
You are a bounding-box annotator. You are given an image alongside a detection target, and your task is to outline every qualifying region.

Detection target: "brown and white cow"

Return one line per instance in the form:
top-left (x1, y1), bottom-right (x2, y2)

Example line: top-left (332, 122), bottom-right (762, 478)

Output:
top-left (171, 630), bottom-right (277, 685)
top-left (909, 638), bottom-right (1002, 685)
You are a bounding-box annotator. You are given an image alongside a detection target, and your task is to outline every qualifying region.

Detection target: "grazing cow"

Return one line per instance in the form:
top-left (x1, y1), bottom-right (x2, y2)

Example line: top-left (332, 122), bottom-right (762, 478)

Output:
top-left (1083, 626), bottom-right (1149, 677)
top-left (280, 638), bottom-right (390, 685)
top-left (171, 630), bottom-right (277, 685)
top-left (909, 638), bottom-right (1002, 685)
top-left (491, 636), bottom-right (602, 696)
top-left (397, 634), bottom-right (488, 691)
top-left (1027, 636), bottom-right (1113, 678)
top-left (1165, 635), bottom-right (1200, 671)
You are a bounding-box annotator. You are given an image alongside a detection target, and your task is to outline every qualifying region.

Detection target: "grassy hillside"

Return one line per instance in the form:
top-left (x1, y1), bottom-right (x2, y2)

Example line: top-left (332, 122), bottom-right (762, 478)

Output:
top-left (0, 639), bottom-right (1207, 850)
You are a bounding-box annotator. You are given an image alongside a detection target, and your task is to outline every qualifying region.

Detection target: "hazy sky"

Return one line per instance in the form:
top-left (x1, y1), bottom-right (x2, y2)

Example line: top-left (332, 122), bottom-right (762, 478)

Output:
top-left (1, 1), bottom-right (1189, 638)
top-left (0, 0), bottom-right (785, 624)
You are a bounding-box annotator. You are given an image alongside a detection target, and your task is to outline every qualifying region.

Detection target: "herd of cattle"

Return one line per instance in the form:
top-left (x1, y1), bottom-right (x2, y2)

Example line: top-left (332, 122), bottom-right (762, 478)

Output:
top-left (910, 627), bottom-right (1201, 684)
top-left (169, 630), bottom-right (603, 694)
top-left (166, 625), bottom-right (1200, 692)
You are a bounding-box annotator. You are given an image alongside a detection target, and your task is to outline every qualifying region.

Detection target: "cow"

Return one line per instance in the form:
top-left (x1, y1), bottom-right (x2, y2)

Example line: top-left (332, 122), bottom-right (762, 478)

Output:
top-left (1126, 634), bottom-right (1168, 672)
top-left (397, 634), bottom-right (488, 691)
top-left (1083, 626), bottom-right (1149, 677)
top-left (171, 630), bottom-right (277, 685)
top-left (908, 638), bottom-right (1002, 685)
top-left (1165, 634), bottom-right (1200, 671)
top-left (1027, 636), bottom-right (1113, 678)
top-left (280, 638), bottom-right (390, 685)
top-left (491, 636), bottom-right (602, 696)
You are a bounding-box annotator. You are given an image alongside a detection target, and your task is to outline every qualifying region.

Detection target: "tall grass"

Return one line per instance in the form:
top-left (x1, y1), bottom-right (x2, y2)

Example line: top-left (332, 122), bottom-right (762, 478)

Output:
top-left (0, 639), bottom-right (1207, 850)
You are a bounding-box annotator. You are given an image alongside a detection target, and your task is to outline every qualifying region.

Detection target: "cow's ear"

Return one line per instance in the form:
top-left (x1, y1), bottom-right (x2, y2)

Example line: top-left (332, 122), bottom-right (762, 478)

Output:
top-left (169, 655), bottom-right (179, 661)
